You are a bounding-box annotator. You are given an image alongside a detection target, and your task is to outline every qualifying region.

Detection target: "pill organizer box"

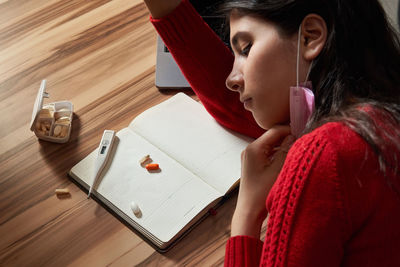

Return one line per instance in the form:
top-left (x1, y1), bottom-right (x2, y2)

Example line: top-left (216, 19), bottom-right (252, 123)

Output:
top-left (30, 80), bottom-right (73, 143)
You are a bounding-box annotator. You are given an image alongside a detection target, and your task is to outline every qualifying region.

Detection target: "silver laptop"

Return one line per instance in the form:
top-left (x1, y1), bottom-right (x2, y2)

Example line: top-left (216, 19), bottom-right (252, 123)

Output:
top-left (155, 0), bottom-right (228, 89)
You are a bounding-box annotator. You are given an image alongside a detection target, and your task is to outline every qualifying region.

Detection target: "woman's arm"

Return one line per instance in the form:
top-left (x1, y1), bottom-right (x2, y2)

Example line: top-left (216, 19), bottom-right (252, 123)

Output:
top-left (225, 124), bottom-right (350, 267)
top-left (143, 0), bottom-right (181, 19)
top-left (148, 0), bottom-right (264, 138)
top-left (262, 136), bottom-right (346, 267)
top-left (231, 126), bottom-right (293, 238)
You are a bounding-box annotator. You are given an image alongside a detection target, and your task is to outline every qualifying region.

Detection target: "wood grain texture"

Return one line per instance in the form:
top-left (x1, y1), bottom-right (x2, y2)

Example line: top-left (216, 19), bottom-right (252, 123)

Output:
top-left (0, 1), bottom-right (266, 266)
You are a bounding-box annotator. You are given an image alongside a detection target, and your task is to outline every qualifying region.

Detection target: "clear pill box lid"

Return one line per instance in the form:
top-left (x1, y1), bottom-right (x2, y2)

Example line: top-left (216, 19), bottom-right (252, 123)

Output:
top-left (30, 79), bottom-right (73, 143)
top-left (30, 79), bottom-right (48, 131)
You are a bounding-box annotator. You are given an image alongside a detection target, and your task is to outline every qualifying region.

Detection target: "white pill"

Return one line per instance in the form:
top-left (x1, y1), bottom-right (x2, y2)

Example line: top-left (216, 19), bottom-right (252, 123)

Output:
top-left (53, 125), bottom-right (62, 136)
top-left (130, 201), bottom-right (141, 216)
top-left (56, 116), bottom-right (70, 124)
top-left (139, 154), bottom-right (150, 165)
top-left (60, 125), bottom-right (69, 137)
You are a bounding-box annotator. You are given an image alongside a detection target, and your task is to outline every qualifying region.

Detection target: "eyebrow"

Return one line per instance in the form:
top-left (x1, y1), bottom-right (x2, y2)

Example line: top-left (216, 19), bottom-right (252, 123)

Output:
top-left (231, 31), bottom-right (250, 47)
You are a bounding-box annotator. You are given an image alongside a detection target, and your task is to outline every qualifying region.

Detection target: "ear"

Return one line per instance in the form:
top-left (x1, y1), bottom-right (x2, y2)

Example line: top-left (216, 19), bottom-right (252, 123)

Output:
top-left (301, 14), bottom-right (327, 61)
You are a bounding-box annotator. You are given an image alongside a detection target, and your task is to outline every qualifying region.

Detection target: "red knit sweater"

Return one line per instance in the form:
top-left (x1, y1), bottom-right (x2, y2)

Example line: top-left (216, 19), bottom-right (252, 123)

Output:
top-left (150, 1), bottom-right (400, 266)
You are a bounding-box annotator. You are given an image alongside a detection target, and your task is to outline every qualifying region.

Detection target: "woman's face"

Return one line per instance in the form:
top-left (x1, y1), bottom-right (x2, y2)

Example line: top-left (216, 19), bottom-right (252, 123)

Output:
top-left (226, 12), bottom-right (298, 130)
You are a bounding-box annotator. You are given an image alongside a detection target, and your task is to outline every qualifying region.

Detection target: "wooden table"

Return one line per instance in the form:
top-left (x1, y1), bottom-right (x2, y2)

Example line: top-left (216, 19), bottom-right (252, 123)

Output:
top-left (0, 1), bottom-right (261, 266)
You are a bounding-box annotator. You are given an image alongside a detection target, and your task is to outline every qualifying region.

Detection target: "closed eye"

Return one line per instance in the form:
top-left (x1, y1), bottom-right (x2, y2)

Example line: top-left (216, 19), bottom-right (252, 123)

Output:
top-left (240, 43), bottom-right (252, 56)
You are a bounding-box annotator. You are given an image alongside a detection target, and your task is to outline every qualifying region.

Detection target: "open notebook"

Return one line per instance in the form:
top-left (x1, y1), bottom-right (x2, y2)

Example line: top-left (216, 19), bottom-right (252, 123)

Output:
top-left (69, 93), bottom-right (252, 251)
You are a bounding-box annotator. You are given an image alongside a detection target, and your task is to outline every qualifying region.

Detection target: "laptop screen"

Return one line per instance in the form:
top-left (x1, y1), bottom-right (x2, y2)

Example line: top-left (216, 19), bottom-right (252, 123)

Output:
top-left (155, 0), bottom-right (231, 89)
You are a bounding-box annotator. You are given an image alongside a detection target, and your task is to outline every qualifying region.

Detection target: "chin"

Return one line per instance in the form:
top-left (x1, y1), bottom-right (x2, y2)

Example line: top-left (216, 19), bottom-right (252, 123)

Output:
top-left (254, 115), bottom-right (290, 131)
top-left (253, 116), bottom-right (271, 130)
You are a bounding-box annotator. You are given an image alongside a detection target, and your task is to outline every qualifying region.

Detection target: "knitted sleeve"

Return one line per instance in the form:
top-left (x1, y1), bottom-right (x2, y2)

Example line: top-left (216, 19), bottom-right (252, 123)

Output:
top-left (150, 0), bottom-right (264, 139)
top-left (224, 124), bottom-right (350, 267)
top-left (262, 125), bottom-right (348, 266)
top-left (225, 236), bottom-right (264, 266)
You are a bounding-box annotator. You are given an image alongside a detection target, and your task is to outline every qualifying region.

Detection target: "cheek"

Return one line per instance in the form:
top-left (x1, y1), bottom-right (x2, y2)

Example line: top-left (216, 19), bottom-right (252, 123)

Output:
top-left (247, 49), bottom-right (290, 100)
top-left (244, 54), bottom-right (271, 89)
top-left (258, 93), bottom-right (290, 129)
top-left (246, 49), bottom-right (293, 127)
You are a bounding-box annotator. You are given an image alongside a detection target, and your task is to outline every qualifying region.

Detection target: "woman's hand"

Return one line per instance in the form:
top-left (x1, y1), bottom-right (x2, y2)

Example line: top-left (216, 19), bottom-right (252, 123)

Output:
top-left (231, 125), bottom-right (294, 238)
top-left (143, 0), bottom-right (182, 19)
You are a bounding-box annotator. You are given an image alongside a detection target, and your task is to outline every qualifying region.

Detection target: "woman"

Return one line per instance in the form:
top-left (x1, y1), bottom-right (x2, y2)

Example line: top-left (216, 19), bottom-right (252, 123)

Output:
top-left (144, 0), bottom-right (400, 265)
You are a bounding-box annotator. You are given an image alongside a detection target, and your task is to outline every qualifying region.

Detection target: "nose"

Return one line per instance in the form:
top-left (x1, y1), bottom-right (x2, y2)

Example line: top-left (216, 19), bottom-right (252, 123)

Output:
top-left (226, 66), bottom-right (243, 92)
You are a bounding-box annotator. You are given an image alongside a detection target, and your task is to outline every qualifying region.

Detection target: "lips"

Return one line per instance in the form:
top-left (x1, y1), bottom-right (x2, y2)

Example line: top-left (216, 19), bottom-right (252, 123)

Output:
top-left (240, 96), bottom-right (252, 110)
top-left (240, 96), bottom-right (251, 103)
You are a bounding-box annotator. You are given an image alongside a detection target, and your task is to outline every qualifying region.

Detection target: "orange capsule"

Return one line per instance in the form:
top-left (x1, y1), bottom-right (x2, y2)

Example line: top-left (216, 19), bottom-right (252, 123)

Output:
top-left (145, 163), bottom-right (159, 171)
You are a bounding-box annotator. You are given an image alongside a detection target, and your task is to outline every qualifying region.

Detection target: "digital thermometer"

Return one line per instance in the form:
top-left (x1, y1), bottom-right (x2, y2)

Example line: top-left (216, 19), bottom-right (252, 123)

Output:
top-left (87, 130), bottom-right (115, 199)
